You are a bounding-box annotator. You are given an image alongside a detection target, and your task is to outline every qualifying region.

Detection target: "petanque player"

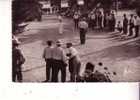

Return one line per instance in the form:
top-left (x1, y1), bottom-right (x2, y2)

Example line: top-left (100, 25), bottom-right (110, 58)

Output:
top-left (42, 40), bottom-right (54, 82)
top-left (66, 42), bottom-right (81, 82)
top-left (78, 18), bottom-right (88, 44)
top-left (52, 41), bottom-right (67, 82)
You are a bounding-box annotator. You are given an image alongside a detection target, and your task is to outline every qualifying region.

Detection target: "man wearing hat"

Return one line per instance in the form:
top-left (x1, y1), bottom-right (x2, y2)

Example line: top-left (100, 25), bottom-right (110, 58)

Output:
top-left (12, 40), bottom-right (25, 82)
top-left (66, 42), bottom-right (81, 82)
top-left (78, 18), bottom-right (88, 44)
top-left (52, 40), bottom-right (67, 82)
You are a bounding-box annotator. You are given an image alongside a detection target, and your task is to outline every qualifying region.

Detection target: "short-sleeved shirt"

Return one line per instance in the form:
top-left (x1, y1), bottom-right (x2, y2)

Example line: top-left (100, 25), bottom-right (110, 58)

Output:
top-left (43, 46), bottom-right (54, 59)
top-left (53, 46), bottom-right (67, 62)
top-left (78, 21), bottom-right (88, 29)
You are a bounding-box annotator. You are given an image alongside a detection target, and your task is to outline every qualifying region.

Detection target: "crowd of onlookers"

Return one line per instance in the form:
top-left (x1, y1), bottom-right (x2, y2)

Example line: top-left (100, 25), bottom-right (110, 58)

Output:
top-left (73, 8), bottom-right (140, 38)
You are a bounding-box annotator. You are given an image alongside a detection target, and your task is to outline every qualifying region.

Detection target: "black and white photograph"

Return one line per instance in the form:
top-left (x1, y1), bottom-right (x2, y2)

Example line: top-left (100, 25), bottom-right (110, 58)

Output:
top-left (12, 0), bottom-right (140, 83)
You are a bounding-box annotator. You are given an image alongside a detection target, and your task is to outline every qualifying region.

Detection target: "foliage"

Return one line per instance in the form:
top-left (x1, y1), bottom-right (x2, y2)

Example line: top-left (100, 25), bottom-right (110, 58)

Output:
top-left (12, 0), bottom-right (42, 33)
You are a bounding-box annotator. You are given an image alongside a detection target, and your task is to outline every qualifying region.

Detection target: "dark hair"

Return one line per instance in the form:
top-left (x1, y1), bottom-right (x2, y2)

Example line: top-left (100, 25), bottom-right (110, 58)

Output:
top-left (85, 62), bottom-right (95, 72)
top-left (98, 62), bottom-right (103, 66)
top-left (66, 42), bottom-right (72, 47)
top-left (124, 14), bottom-right (126, 17)
top-left (47, 40), bottom-right (52, 46)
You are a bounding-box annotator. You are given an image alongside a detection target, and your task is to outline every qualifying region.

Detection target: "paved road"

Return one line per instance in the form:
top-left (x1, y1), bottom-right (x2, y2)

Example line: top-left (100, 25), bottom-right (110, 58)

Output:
top-left (17, 14), bottom-right (140, 82)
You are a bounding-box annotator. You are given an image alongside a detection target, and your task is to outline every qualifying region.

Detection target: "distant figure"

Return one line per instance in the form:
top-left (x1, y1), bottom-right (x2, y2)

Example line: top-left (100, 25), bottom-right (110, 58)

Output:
top-left (73, 12), bottom-right (80, 29)
top-left (90, 13), bottom-right (96, 30)
top-left (59, 19), bottom-right (64, 34)
top-left (134, 15), bottom-right (140, 38)
top-left (110, 14), bottom-right (116, 32)
top-left (42, 40), bottom-right (54, 82)
top-left (117, 21), bottom-right (123, 33)
top-left (123, 14), bottom-right (128, 35)
top-left (129, 14), bottom-right (135, 36)
top-left (12, 40), bottom-right (25, 82)
top-left (78, 18), bottom-right (88, 44)
top-left (52, 41), bottom-right (67, 82)
top-left (66, 43), bottom-right (81, 82)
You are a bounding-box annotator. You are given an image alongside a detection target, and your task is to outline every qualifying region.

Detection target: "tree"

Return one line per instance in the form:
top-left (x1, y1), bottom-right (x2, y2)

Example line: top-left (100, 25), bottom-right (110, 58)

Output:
top-left (12, 0), bottom-right (42, 33)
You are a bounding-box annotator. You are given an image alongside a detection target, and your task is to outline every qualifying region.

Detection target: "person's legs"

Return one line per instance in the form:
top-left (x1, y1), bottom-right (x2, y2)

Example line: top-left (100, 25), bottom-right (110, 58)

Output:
top-left (17, 66), bottom-right (23, 82)
top-left (60, 66), bottom-right (66, 82)
top-left (45, 60), bottom-right (51, 81)
top-left (135, 26), bottom-right (139, 37)
top-left (76, 20), bottom-right (79, 29)
top-left (51, 60), bottom-right (59, 82)
top-left (80, 29), bottom-right (84, 44)
top-left (129, 27), bottom-right (132, 36)
top-left (12, 68), bottom-right (16, 82)
top-left (82, 30), bottom-right (86, 44)
top-left (69, 59), bottom-right (74, 82)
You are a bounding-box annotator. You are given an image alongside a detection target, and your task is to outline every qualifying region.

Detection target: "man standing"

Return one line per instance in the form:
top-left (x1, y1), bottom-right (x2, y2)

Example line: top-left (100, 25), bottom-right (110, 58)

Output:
top-left (78, 18), bottom-right (88, 44)
top-left (134, 15), bottom-right (140, 38)
top-left (123, 14), bottom-right (128, 35)
top-left (52, 41), bottom-right (67, 82)
top-left (43, 40), bottom-right (54, 82)
top-left (66, 43), bottom-right (81, 82)
top-left (129, 14), bottom-right (135, 36)
top-left (73, 12), bottom-right (79, 29)
top-left (12, 40), bottom-right (25, 82)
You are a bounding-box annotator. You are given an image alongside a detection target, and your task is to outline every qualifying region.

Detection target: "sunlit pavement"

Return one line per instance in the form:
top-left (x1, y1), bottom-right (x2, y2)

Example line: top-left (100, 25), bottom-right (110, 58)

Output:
top-left (17, 13), bottom-right (140, 82)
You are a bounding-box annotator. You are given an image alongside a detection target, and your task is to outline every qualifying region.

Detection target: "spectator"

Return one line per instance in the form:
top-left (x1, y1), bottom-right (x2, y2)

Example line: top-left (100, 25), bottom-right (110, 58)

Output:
top-left (129, 14), bottom-right (135, 36)
top-left (134, 15), bottom-right (140, 38)
top-left (73, 12), bottom-right (80, 29)
top-left (52, 41), bottom-right (67, 82)
top-left (117, 21), bottom-right (123, 33)
top-left (90, 13), bottom-right (96, 30)
top-left (12, 40), bottom-right (25, 82)
top-left (123, 14), bottom-right (128, 35)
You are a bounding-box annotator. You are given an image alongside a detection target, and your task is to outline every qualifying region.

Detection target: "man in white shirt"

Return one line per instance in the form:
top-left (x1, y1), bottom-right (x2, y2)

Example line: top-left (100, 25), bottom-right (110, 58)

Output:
top-left (43, 40), bottom-right (54, 82)
top-left (66, 43), bottom-right (81, 82)
top-left (52, 41), bottom-right (67, 82)
top-left (78, 18), bottom-right (88, 44)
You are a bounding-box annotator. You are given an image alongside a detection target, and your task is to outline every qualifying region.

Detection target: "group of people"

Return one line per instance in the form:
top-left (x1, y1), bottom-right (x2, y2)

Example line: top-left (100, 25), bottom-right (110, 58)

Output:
top-left (12, 37), bottom-right (112, 82)
top-left (73, 8), bottom-right (140, 44)
top-left (73, 8), bottom-right (117, 32)
top-left (117, 14), bottom-right (140, 38)
top-left (42, 40), bottom-right (81, 82)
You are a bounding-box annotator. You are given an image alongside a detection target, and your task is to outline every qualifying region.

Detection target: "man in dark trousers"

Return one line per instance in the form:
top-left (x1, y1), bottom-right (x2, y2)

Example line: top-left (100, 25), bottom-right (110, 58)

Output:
top-left (52, 41), bottom-right (67, 82)
top-left (134, 15), bottom-right (140, 38)
top-left (78, 18), bottom-right (88, 44)
top-left (123, 14), bottom-right (128, 35)
top-left (43, 40), bottom-right (54, 82)
top-left (66, 43), bottom-right (81, 82)
top-left (12, 40), bottom-right (25, 82)
top-left (73, 12), bottom-right (80, 29)
top-left (129, 14), bottom-right (135, 36)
